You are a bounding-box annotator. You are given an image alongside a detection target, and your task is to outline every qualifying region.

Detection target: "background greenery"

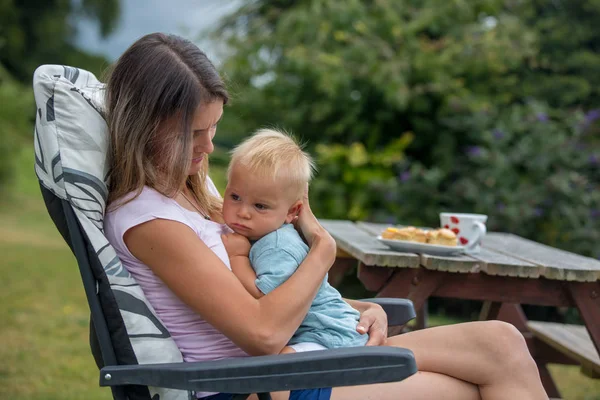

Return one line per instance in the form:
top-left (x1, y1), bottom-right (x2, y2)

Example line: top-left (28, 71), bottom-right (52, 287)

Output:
top-left (1, 0), bottom-right (600, 399)
top-left (214, 0), bottom-right (600, 260)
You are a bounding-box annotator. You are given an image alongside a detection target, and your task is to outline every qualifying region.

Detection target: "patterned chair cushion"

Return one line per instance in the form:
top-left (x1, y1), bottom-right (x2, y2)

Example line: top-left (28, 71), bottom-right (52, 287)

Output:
top-left (33, 64), bottom-right (189, 400)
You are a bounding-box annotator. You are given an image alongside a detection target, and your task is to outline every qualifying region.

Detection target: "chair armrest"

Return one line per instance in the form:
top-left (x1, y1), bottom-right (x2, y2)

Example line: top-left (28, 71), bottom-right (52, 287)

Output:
top-left (360, 298), bottom-right (416, 326)
top-left (100, 346), bottom-right (416, 393)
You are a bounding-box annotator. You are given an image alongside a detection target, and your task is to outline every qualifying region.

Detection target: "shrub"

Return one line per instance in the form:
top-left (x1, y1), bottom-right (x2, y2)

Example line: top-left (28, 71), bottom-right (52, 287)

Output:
top-left (346, 101), bottom-right (600, 258)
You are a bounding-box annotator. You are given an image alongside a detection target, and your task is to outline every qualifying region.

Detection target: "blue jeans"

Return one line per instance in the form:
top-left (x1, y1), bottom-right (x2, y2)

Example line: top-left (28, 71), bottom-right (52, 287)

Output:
top-left (201, 388), bottom-right (332, 400)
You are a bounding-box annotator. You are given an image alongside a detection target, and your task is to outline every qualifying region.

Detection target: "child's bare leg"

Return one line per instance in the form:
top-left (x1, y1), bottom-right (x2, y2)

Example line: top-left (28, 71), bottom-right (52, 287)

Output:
top-left (271, 345), bottom-right (294, 399)
top-left (270, 346), bottom-right (296, 399)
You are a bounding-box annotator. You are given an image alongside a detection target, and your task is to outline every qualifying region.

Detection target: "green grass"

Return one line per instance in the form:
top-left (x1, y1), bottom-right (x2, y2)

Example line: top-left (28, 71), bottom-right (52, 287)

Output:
top-left (1, 145), bottom-right (599, 399)
top-left (0, 146), bottom-right (111, 400)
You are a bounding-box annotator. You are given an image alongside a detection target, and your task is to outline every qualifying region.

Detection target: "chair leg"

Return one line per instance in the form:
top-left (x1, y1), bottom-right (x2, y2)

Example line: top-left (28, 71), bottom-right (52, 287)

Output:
top-left (257, 393), bottom-right (272, 400)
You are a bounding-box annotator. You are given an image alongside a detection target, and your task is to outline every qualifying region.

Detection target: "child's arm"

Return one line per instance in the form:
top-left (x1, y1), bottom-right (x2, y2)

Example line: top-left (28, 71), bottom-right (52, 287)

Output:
top-left (230, 255), bottom-right (264, 299)
top-left (221, 233), bottom-right (264, 299)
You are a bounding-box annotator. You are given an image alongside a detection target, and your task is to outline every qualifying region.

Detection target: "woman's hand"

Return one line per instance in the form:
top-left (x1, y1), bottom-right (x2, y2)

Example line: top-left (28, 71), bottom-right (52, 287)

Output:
top-left (356, 302), bottom-right (388, 346)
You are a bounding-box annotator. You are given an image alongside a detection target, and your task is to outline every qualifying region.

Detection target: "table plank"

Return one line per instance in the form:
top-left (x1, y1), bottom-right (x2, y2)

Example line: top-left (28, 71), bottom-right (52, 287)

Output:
top-left (419, 253), bottom-right (481, 273)
top-left (472, 248), bottom-right (540, 278)
top-left (319, 220), bottom-right (419, 268)
top-left (484, 233), bottom-right (600, 282)
top-left (357, 222), bottom-right (541, 277)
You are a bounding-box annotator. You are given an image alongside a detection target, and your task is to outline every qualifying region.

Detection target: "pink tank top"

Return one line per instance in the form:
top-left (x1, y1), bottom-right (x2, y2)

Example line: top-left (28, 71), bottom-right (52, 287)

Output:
top-left (104, 180), bottom-right (249, 368)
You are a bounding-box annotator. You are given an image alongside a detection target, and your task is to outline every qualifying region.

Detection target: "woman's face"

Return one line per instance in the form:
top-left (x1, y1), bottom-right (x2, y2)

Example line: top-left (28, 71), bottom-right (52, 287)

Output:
top-left (188, 100), bottom-right (224, 176)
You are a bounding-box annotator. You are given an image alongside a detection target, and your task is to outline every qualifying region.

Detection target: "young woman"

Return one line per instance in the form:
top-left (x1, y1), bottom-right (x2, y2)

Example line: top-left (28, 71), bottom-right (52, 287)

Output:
top-left (103, 33), bottom-right (548, 400)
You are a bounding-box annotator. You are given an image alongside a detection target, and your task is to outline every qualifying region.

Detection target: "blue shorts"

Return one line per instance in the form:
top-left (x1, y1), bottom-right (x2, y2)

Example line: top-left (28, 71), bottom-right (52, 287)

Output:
top-left (200, 388), bottom-right (332, 400)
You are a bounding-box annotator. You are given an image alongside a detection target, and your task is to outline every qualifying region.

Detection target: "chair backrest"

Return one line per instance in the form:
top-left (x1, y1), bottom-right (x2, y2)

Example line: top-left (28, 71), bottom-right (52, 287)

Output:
top-left (33, 65), bottom-right (189, 400)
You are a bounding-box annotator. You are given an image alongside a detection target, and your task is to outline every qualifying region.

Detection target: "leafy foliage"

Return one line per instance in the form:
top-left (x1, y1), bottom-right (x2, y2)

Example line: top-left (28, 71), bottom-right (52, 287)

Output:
top-left (373, 102), bottom-right (600, 258)
top-left (516, 0), bottom-right (600, 108)
top-left (216, 0), bottom-right (600, 258)
top-left (216, 0), bottom-right (539, 165)
top-left (311, 133), bottom-right (413, 220)
top-left (0, 0), bottom-right (119, 189)
top-left (0, 65), bottom-right (34, 191)
top-left (0, 0), bottom-right (119, 82)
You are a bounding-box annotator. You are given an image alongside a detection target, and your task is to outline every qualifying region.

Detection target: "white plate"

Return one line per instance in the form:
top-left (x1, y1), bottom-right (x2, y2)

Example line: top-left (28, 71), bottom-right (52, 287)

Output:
top-left (377, 236), bottom-right (466, 256)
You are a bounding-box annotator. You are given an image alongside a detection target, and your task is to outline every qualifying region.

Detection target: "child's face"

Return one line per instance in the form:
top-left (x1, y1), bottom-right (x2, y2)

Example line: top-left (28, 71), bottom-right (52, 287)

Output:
top-left (223, 164), bottom-right (301, 241)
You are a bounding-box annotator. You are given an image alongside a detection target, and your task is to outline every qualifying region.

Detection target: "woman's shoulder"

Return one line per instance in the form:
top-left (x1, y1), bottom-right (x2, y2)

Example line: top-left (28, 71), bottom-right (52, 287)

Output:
top-left (105, 186), bottom-right (191, 235)
top-left (107, 187), bottom-right (174, 216)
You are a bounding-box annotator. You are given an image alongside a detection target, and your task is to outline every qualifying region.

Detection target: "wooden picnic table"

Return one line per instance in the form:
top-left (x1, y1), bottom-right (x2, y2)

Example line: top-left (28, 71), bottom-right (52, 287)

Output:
top-left (320, 219), bottom-right (600, 397)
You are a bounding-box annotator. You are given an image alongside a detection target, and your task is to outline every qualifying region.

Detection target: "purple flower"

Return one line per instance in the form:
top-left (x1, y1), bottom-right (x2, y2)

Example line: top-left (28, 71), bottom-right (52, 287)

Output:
top-left (493, 129), bottom-right (504, 140)
top-left (536, 112), bottom-right (549, 122)
top-left (591, 209), bottom-right (600, 219)
top-left (386, 216), bottom-right (397, 225)
top-left (580, 109), bottom-right (600, 132)
top-left (589, 154), bottom-right (599, 166)
top-left (496, 202), bottom-right (505, 211)
top-left (466, 146), bottom-right (483, 157)
top-left (585, 109), bottom-right (600, 123)
top-left (533, 207), bottom-right (544, 217)
top-left (399, 171), bottom-right (411, 182)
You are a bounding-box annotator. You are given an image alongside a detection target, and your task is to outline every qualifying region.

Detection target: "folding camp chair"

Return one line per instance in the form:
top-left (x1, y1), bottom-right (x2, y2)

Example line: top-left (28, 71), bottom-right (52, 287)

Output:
top-left (33, 64), bottom-right (418, 400)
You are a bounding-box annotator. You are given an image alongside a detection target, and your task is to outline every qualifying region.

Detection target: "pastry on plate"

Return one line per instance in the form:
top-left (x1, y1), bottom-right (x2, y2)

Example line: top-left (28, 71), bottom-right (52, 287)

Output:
top-left (412, 228), bottom-right (428, 243)
top-left (427, 228), bottom-right (458, 246)
top-left (381, 226), bottom-right (428, 243)
top-left (382, 227), bottom-right (410, 241)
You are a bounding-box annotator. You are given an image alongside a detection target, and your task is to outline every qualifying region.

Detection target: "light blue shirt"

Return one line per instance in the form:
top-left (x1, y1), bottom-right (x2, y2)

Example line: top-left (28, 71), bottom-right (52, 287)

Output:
top-left (250, 224), bottom-right (368, 349)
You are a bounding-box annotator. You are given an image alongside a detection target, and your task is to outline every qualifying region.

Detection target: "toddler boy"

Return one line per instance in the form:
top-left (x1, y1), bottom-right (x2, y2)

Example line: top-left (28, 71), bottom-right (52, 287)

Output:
top-left (221, 128), bottom-right (367, 353)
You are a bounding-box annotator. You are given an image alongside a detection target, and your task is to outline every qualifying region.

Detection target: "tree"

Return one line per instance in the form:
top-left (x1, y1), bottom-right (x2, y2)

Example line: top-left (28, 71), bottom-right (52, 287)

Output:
top-left (213, 0), bottom-right (600, 260)
top-left (215, 0), bottom-right (600, 164)
top-left (516, 0), bottom-right (600, 108)
top-left (215, 0), bottom-right (539, 167)
top-left (0, 0), bottom-right (120, 82)
top-left (0, 0), bottom-right (120, 190)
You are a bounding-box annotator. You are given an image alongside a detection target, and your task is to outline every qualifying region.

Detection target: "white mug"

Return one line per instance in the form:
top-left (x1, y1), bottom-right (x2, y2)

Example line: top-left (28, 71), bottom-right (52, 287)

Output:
top-left (440, 213), bottom-right (487, 253)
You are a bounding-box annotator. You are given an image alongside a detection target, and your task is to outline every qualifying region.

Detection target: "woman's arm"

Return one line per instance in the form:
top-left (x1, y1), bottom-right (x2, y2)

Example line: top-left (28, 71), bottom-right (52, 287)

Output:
top-left (125, 196), bottom-right (335, 356)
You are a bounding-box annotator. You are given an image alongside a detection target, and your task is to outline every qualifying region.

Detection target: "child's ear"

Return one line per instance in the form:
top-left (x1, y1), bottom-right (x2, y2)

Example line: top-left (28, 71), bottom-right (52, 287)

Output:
top-left (285, 200), bottom-right (303, 223)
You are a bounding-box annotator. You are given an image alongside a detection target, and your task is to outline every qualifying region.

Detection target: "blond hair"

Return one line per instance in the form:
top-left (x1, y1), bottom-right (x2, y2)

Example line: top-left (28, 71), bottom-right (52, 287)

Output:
top-left (228, 129), bottom-right (315, 199)
top-left (105, 33), bottom-right (226, 219)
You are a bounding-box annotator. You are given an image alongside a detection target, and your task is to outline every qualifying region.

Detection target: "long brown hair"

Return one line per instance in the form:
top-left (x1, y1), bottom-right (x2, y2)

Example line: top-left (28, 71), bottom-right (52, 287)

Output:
top-left (105, 33), bottom-right (227, 218)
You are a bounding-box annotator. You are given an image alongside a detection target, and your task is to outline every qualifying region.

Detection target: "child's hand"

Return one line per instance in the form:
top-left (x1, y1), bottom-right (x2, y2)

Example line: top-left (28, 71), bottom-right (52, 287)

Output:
top-left (221, 232), bottom-right (251, 258)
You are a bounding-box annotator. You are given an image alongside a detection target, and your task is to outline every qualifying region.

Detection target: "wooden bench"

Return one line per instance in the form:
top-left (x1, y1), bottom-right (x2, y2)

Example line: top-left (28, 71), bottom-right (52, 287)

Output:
top-left (527, 321), bottom-right (600, 379)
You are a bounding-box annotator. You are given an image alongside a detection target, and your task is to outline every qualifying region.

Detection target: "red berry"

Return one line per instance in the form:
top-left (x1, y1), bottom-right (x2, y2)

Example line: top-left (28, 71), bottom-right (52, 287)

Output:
top-left (451, 216), bottom-right (459, 224)
top-left (459, 237), bottom-right (468, 245)
top-left (444, 224), bottom-right (449, 229)
top-left (452, 228), bottom-right (460, 234)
